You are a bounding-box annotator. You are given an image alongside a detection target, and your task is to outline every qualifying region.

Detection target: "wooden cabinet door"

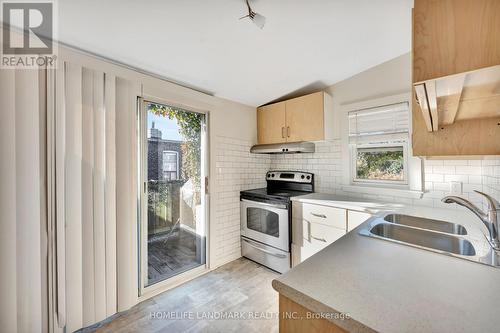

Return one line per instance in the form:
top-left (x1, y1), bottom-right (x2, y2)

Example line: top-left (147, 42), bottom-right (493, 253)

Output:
top-left (413, 0), bottom-right (500, 83)
top-left (279, 295), bottom-right (348, 333)
top-left (285, 92), bottom-right (324, 142)
top-left (257, 102), bottom-right (286, 144)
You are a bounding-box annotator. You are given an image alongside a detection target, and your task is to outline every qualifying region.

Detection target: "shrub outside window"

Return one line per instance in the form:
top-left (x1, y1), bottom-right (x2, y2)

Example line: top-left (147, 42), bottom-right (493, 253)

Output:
top-left (352, 143), bottom-right (407, 185)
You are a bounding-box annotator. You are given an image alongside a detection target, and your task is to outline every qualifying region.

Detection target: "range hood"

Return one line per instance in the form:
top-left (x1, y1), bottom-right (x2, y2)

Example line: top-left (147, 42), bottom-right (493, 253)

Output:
top-left (250, 141), bottom-right (315, 154)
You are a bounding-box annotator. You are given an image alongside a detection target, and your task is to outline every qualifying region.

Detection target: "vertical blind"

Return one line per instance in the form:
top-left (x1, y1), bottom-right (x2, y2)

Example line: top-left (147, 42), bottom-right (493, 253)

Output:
top-left (2, 40), bottom-right (150, 333)
top-left (348, 102), bottom-right (409, 143)
top-left (0, 68), bottom-right (45, 333)
top-left (47, 61), bottom-right (146, 332)
top-left (54, 62), bottom-right (120, 332)
top-left (56, 60), bottom-right (141, 332)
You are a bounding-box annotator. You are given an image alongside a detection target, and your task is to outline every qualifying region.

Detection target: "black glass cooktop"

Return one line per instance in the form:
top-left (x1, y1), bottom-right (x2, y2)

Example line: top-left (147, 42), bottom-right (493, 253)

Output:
top-left (240, 187), bottom-right (310, 201)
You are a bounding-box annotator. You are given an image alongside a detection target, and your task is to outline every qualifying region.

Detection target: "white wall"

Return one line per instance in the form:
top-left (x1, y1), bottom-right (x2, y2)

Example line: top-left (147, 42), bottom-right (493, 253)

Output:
top-left (270, 53), bottom-right (500, 209)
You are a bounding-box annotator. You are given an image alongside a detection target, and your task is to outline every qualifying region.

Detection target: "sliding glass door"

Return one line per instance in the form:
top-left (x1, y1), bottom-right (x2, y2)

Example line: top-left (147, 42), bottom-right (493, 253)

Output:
top-left (139, 100), bottom-right (207, 290)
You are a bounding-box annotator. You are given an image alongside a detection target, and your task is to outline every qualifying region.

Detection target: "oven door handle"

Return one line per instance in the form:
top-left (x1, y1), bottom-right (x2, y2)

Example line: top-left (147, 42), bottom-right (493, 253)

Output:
top-left (242, 238), bottom-right (287, 258)
top-left (241, 199), bottom-right (287, 210)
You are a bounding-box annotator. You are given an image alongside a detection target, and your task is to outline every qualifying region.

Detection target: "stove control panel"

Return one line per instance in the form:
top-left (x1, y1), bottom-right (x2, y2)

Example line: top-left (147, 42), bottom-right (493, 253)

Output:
top-left (266, 171), bottom-right (313, 183)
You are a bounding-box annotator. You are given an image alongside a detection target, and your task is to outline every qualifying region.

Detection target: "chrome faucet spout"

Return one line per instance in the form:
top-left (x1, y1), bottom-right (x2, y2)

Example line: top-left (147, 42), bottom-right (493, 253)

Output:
top-left (442, 196), bottom-right (487, 220)
top-left (442, 193), bottom-right (500, 251)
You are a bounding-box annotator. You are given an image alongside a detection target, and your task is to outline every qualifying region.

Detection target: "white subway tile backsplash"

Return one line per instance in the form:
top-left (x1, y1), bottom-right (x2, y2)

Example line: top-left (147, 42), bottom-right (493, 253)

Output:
top-left (212, 136), bottom-right (271, 267)
top-left (468, 175), bottom-right (482, 185)
top-left (482, 157), bottom-right (500, 209)
top-left (269, 140), bottom-right (499, 210)
top-left (444, 174), bottom-right (469, 183)
top-left (212, 135), bottom-right (500, 267)
top-left (468, 160), bottom-right (482, 166)
top-left (432, 166), bottom-right (456, 174)
top-left (456, 166), bottom-right (482, 175)
top-left (425, 160), bottom-right (444, 166)
top-left (425, 174), bottom-right (444, 182)
top-left (463, 183), bottom-right (483, 193)
top-left (432, 182), bottom-right (450, 192)
top-left (270, 140), bottom-right (342, 194)
top-left (442, 159), bottom-right (470, 166)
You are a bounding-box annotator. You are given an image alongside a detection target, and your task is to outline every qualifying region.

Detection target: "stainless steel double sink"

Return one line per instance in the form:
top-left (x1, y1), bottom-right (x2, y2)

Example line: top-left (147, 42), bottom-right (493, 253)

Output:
top-left (359, 213), bottom-right (500, 268)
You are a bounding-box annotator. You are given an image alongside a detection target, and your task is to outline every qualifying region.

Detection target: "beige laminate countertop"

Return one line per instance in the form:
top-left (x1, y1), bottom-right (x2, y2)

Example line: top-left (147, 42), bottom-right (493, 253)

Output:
top-left (272, 193), bottom-right (500, 333)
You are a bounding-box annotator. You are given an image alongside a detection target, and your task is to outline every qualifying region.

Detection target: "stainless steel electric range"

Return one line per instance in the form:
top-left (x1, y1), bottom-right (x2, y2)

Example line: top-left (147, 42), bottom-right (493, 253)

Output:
top-left (240, 171), bottom-right (314, 273)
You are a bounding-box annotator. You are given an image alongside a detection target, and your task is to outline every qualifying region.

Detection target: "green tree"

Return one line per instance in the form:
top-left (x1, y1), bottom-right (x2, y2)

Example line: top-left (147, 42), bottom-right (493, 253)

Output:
top-left (356, 149), bottom-right (403, 181)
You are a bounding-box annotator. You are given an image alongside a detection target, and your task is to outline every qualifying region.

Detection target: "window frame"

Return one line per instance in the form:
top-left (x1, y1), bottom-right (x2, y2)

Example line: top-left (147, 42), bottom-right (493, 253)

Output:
top-left (162, 150), bottom-right (179, 180)
top-left (341, 93), bottom-right (424, 196)
top-left (350, 139), bottom-right (409, 187)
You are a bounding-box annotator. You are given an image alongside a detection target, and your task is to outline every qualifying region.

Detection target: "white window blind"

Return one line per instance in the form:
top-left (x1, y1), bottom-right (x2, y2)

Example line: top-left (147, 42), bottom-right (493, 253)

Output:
top-left (348, 102), bottom-right (409, 143)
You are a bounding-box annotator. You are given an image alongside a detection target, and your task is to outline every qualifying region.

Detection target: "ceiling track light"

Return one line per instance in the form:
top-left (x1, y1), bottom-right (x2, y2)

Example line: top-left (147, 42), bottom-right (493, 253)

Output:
top-left (240, 0), bottom-right (266, 29)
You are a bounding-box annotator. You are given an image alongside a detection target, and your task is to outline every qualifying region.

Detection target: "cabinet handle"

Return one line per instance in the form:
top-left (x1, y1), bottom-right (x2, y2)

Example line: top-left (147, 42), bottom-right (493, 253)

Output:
top-left (281, 126), bottom-right (286, 138)
top-left (311, 235), bottom-right (327, 243)
top-left (287, 126), bottom-right (290, 137)
top-left (311, 212), bottom-right (327, 218)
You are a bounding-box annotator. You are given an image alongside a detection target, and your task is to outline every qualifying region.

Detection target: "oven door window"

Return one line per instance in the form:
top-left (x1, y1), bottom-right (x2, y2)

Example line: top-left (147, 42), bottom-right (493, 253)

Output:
top-left (247, 207), bottom-right (280, 238)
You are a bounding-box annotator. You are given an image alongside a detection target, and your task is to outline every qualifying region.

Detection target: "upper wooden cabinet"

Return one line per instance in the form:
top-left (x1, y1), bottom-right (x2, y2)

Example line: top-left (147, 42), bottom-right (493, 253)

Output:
top-left (413, 0), bottom-right (500, 83)
top-left (257, 91), bottom-right (333, 144)
top-left (412, 0), bottom-right (500, 156)
top-left (257, 102), bottom-right (286, 144)
top-left (286, 92), bottom-right (326, 142)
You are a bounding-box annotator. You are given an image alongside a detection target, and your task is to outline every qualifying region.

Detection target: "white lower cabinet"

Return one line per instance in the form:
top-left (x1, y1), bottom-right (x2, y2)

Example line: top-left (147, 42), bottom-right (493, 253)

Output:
top-left (347, 210), bottom-right (372, 232)
top-left (304, 220), bottom-right (346, 247)
top-left (302, 203), bottom-right (347, 229)
top-left (292, 243), bottom-right (321, 265)
top-left (292, 201), bottom-right (372, 267)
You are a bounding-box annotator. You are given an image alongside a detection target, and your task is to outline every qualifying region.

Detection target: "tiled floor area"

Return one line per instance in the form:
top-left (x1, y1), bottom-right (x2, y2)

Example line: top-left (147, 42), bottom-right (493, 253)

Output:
top-left (94, 258), bottom-right (279, 333)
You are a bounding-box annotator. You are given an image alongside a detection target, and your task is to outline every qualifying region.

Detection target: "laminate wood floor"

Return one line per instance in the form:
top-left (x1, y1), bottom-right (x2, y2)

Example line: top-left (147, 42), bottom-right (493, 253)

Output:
top-left (92, 258), bottom-right (279, 333)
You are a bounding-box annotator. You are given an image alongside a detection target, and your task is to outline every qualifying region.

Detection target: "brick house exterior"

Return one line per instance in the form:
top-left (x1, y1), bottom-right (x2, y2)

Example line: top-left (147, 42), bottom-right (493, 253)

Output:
top-left (147, 122), bottom-right (184, 235)
top-left (147, 122), bottom-right (184, 181)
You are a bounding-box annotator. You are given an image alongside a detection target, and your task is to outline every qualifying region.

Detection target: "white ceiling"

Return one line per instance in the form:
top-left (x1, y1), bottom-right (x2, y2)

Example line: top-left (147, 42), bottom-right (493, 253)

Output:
top-left (58, 0), bottom-right (413, 107)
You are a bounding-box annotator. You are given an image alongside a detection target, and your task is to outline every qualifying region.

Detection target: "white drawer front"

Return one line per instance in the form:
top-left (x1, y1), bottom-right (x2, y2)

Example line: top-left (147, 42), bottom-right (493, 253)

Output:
top-left (298, 242), bottom-right (321, 263)
top-left (293, 224), bottom-right (346, 266)
top-left (292, 241), bottom-right (324, 266)
top-left (303, 220), bottom-right (346, 248)
top-left (347, 210), bottom-right (372, 232)
top-left (310, 222), bottom-right (346, 247)
top-left (303, 203), bottom-right (347, 230)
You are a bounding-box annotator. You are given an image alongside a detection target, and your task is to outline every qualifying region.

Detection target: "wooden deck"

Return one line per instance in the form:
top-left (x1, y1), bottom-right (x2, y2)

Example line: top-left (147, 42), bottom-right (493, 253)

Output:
top-left (147, 227), bottom-right (203, 286)
top-left (92, 258), bottom-right (279, 333)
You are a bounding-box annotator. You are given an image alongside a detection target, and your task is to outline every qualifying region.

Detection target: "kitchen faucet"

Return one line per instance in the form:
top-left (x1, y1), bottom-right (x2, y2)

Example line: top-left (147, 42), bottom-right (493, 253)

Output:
top-left (442, 191), bottom-right (500, 251)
